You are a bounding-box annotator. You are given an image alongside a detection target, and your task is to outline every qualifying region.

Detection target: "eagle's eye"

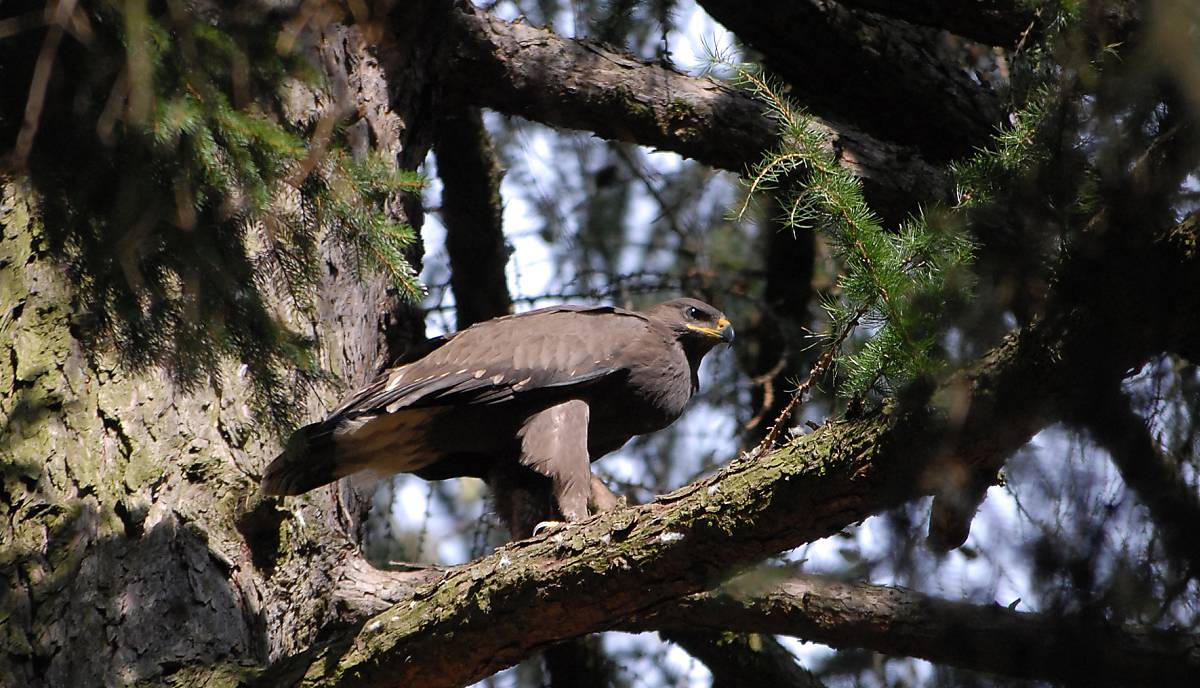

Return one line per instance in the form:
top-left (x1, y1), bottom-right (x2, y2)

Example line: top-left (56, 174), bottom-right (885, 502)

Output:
top-left (685, 305), bottom-right (704, 320)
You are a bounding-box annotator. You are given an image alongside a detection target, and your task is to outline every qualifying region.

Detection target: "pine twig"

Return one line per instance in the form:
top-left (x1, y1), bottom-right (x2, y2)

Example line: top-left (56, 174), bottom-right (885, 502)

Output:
top-left (754, 305), bottom-right (868, 453)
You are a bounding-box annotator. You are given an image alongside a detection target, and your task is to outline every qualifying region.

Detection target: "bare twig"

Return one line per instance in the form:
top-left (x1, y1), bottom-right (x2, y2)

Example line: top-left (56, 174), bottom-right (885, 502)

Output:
top-left (755, 305), bottom-right (868, 453)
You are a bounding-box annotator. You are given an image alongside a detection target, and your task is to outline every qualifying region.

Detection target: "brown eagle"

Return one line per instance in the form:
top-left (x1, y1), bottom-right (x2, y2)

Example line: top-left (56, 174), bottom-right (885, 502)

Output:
top-left (261, 298), bottom-right (733, 535)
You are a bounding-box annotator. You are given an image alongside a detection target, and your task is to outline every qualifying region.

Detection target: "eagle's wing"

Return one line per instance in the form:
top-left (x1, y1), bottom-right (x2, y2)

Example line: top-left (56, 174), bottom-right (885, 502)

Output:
top-left (261, 306), bottom-right (651, 495)
top-left (330, 305), bottom-right (649, 417)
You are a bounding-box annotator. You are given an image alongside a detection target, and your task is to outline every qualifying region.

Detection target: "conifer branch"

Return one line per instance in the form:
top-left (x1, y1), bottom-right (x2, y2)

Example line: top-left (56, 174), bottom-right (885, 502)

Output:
top-left (723, 62), bottom-right (975, 399)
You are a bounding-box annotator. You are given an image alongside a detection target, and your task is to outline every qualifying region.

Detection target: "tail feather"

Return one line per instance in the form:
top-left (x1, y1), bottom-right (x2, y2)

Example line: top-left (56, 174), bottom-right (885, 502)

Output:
top-left (261, 421), bottom-right (341, 495)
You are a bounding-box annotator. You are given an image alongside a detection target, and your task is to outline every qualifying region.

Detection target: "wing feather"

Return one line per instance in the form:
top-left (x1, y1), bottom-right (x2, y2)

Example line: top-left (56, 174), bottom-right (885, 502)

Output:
top-left (327, 305), bottom-right (649, 420)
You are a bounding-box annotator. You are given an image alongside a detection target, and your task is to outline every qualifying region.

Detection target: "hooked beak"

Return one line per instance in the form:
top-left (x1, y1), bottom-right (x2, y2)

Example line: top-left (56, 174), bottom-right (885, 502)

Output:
top-left (686, 317), bottom-right (735, 344)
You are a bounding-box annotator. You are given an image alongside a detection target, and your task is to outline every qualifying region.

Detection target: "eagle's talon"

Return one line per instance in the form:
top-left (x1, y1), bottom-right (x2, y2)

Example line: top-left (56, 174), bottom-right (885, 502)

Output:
top-left (532, 520), bottom-right (564, 537)
top-left (385, 560), bottom-right (446, 572)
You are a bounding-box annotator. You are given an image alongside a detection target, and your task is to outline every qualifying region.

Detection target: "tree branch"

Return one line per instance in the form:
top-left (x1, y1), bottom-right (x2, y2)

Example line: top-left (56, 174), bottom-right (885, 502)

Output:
top-left (835, 0), bottom-right (1038, 46)
top-left (332, 551), bottom-right (442, 616)
top-left (440, 2), bottom-right (949, 223)
top-left (435, 105), bottom-right (513, 329)
top-left (230, 104), bottom-right (1200, 686)
top-left (1072, 383), bottom-right (1200, 577)
top-left (836, 1), bottom-right (1142, 65)
top-left (695, 0), bottom-right (1003, 161)
top-left (632, 570), bottom-right (1200, 686)
top-left (925, 124), bottom-right (1200, 550)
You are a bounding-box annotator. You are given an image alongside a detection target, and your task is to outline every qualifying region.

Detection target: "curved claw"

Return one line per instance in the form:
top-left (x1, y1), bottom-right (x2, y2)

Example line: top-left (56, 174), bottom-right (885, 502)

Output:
top-left (532, 520), bottom-right (564, 537)
top-left (385, 560), bottom-right (446, 572)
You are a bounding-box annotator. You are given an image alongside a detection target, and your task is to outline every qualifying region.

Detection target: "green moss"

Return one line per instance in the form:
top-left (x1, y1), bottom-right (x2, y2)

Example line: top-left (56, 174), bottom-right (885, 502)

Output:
top-left (146, 661), bottom-right (261, 688)
top-left (613, 88), bottom-right (653, 121)
top-left (123, 448), bottom-right (165, 491)
top-left (663, 98), bottom-right (699, 138)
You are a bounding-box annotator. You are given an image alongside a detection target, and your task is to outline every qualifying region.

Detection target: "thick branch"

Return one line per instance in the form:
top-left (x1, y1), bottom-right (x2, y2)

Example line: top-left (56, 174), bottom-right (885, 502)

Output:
top-left (634, 571), bottom-right (1200, 686)
top-left (925, 125), bottom-right (1200, 550)
top-left (294, 409), bottom-right (917, 688)
top-left (836, 0), bottom-right (1038, 46)
top-left (696, 0), bottom-right (1003, 160)
top-left (332, 552), bottom-right (442, 616)
top-left (441, 3), bottom-right (949, 223)
top-left (839, 0), bottom-right (1142, 50)
top-left (1073, 384), bottom-right (1200, 577)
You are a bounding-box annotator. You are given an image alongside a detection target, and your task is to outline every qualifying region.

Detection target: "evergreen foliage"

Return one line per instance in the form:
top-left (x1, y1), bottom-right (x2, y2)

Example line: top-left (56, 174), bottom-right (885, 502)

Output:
top-left (593, 0), bottom-right (679, 55)
top-left (0, 1), bottom-right (422, 434)
top-left (722, 64), bottom-right (976, 398)
top-left (719, 0), bottom-right (1187, 411)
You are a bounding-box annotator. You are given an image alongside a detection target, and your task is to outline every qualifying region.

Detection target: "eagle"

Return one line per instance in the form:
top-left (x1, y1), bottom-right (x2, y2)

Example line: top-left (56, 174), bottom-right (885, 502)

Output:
top-left (261, 298), bottom-right (733, 536)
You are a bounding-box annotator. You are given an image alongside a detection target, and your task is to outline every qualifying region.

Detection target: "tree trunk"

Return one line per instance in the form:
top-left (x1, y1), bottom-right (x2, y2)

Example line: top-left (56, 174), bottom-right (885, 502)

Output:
top-left (0, 9), bottom-right (441, 684)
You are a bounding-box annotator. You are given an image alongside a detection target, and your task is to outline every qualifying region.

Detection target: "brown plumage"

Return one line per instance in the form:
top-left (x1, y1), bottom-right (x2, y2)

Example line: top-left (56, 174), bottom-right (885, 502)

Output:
top-left (261, 298), bottom-right (733, 535)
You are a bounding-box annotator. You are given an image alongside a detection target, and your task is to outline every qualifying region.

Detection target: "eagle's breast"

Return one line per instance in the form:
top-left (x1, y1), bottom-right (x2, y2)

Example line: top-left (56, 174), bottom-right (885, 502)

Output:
top-left (584, 323), bottom-right (693, 454)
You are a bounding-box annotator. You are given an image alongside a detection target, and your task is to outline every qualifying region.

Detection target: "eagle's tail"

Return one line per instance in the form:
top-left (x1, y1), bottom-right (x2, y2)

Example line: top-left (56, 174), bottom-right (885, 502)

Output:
top-left (261, 421), bottom-right (342, 495)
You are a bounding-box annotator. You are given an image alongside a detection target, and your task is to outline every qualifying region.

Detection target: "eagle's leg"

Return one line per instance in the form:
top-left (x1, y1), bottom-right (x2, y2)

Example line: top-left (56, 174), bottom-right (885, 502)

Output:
top-left (489, 466), bottom-right (554, 540)
top-left (528, 476), bottom-right (621, 537)
top-left (589, 474), bottom-right (623, 512)
top-left (517, 399), bottom-right (593, 523)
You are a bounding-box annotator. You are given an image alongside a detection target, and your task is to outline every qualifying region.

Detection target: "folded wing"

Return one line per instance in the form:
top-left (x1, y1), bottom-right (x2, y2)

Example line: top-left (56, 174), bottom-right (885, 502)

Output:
top-left (261, 306), bottom-right (651, 495)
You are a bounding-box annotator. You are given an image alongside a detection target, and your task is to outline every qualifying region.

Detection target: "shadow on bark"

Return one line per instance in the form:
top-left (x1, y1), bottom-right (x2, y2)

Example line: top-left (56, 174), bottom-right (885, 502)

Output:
top-left (0, 500), bottom-right (270, 686)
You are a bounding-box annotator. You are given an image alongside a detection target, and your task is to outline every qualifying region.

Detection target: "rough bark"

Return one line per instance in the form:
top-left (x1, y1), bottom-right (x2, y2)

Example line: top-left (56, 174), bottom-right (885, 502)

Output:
top-left (0, 7), bottom-right (442, 684)
top-left (442, 2), bottom-right (949, 224)
top-left (696, 0), bottom-right (1004, 161)
top-left (4, 3), bottom-right (1196, 687)
top-left (634, 571), bottom-right (1200, 686)
top-left (13, 128), bottom-right (1168, 685)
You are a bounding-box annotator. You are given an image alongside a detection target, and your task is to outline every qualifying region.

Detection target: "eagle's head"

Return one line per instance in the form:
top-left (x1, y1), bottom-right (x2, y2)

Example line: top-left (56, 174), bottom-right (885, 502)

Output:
top-left (645, 298), bottom-right (735, 357)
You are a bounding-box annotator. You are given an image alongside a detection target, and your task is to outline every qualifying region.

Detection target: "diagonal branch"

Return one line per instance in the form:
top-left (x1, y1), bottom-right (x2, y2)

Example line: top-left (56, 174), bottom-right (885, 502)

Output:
top-left (435, 105), bottom-right (513, 329)
top-left (695, 0), bottom-right (1003, 161)
top-left (630, 570), bottom-right (1200, 686)
top-left (925, 124), bottom-right (1200, 550)
top-left (440, 2), bottom-right (949, 224)
top-left (254, 201), bottom-right (1200, 686)
top-left (256, 120), bottom-right (1200, 686)
top-left (836, 0), bottom-right (1135, 49)
top-left (835, 0), bottom-right (1039, 46)
top-left (1071, 382), bottom-right (1200, 577)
